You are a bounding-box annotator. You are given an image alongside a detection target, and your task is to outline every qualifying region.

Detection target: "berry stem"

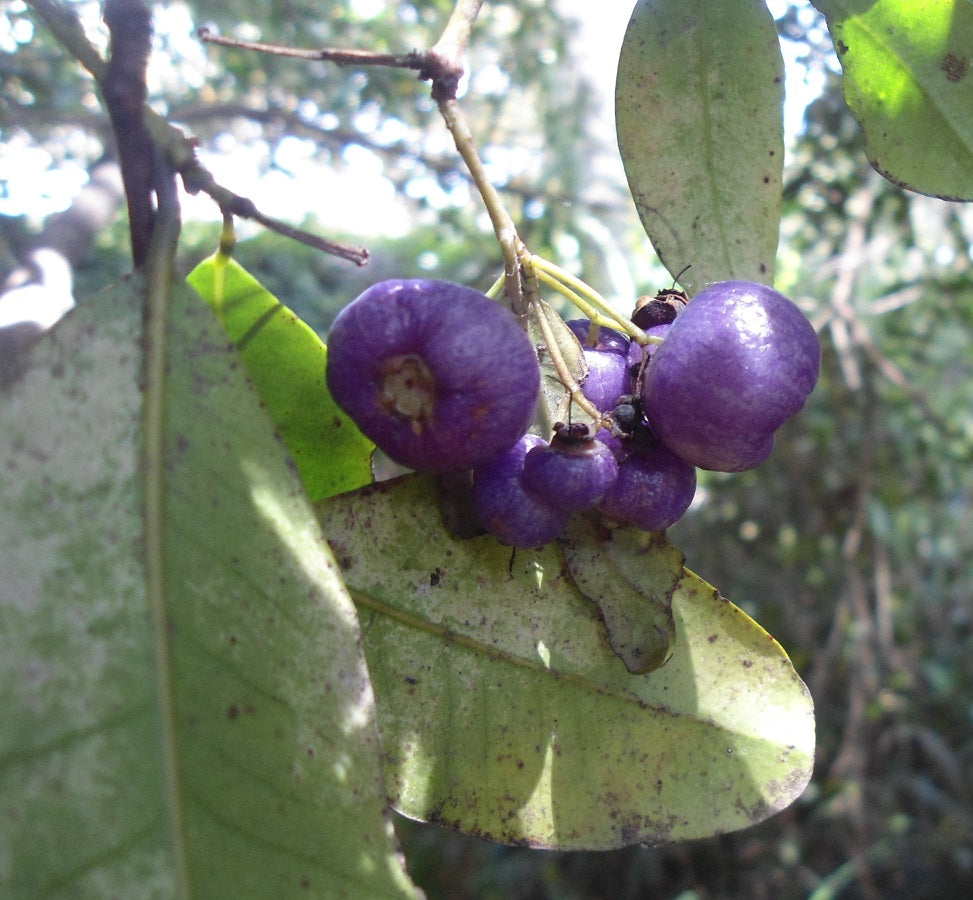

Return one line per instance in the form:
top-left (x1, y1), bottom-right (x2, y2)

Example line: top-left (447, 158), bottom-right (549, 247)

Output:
top-left (529, 299), bottom-right (604, 426)
top-left (531, 255), bottom-right (662, 346)
top-left (533, 268), bottom-right (621, 332)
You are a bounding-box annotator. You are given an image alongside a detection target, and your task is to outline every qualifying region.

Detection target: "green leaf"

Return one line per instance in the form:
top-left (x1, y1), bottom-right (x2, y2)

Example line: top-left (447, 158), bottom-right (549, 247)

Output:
top-left (0, 278), bottom-right (419, 898)
top-left (560, 515), bottom-right (681, 674)
top-left (814, 0), bottom-right (973, 199)
top-left (187, 251), bottom-right (374, 502)
top-left (317, 475), bottom-right (814, 850)
top-left (615, 0), bottom-right (784, 291)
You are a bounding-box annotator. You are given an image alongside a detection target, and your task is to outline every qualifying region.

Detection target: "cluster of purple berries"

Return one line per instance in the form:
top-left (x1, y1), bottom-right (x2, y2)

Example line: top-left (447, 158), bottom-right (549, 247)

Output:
top-left (326, 277), bottom-right (820, 549)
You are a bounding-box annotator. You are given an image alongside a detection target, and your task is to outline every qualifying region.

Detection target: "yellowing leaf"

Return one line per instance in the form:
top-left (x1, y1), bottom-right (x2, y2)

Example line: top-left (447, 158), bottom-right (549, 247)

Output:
top-left (188, 253), bottom-right (374, 501)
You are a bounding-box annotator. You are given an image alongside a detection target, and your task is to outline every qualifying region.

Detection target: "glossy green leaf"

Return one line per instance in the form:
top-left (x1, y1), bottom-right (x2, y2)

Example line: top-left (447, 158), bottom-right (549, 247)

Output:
top-left (0, 278), bottom-right (418, 898)
top-left (188, 252), bottom-right (374, 502)
top-left (560, 515), bottom-right (681, 674)
top-left (616, 0), bottom-right (784, 291)
top-left (814, 0), bottom-right (973, 199)
top-left (317, 475), bottom-right (814, 850)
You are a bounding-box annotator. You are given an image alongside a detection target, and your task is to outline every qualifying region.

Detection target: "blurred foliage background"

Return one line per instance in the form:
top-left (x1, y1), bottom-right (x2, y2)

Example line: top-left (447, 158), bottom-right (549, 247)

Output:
top-left (4, 0), bottom-right (973, 897)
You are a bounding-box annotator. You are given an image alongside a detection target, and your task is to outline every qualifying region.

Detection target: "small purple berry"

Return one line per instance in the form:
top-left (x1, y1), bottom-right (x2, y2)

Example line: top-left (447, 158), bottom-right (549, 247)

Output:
top-left (581, 348), bottom-right (631, 412)
top-left (521, 427), bottom-right (619, 511)
top-left (472, 435), bottom-right (568, 548)
top-left (565, 319), bottom-right (632, 411)
top-left (598, 442), bottom-right (697, 532)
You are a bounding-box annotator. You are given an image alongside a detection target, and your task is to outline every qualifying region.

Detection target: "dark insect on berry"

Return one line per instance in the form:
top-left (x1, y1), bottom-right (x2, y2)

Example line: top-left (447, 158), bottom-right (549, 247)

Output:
top-left (608, 394), bottom-right (641, 436)
top-left (551, 420), bottom-right (593, 442)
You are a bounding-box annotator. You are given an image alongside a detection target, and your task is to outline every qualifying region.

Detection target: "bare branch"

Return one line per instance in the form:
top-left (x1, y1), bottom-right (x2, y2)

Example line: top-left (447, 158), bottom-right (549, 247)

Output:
top-left (180, 165), bottom-right (369, 266)
top-left (197, 26), bottom-right (425, 71)
top-left (102, 0), bottom-right (155, 266)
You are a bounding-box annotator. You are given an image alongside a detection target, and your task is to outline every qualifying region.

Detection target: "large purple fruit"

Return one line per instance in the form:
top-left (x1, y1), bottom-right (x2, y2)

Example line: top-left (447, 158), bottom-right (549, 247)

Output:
top-left (472, 435), bottom-right (568, 548)
top-left (642, 281), bottom-right (820, 472)
top-left (326, 279), bottom-right (540, 472)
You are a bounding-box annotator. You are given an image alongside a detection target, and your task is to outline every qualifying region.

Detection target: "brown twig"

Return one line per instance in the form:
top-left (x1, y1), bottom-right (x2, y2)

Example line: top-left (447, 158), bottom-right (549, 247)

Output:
top-left (26, 0), bottom-right (371, 267)
top-left (198, 0), bottom-right (534, 302)
top-left (101, 0), bottom-right (155, 267)
top-left (423, 0), bottom-right (536, 317)
top-left (180, 164), bottom-right (369, 266)
top-left (197, 26), bottom-right (425, 71)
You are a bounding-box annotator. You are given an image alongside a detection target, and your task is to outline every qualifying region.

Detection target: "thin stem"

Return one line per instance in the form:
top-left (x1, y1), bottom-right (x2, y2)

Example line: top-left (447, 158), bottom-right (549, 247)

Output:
top-left (197, 27), bottom-right (424, 69)
top-left (425, 0), bottom-right (484, 100)
top-left (530, 301), bottom-right (603, 426)
top-left (484, 273), bottom-right (505, 299)
top-left (533, 269), bottom-right (620, 332)
top-left (532, 255), bottom-right (654, 344)
top-left (438, 97), bottom-right (532, 317)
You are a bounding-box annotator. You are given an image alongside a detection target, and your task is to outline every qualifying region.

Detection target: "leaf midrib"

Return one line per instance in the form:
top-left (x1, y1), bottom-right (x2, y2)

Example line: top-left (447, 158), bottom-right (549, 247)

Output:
top-left (350, 586), bottom-right (801, 749)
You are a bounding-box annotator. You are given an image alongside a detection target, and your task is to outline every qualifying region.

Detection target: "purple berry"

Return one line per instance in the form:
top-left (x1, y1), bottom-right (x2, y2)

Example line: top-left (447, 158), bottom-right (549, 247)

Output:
top-left (582, 348), bottom-right (631, 411)
top-left (521, 426), bottom-right (619, 511)
top-left (565, 319), bottom-right (632, 411)
top-left (472, 435), bottom-right (568, 548)
top-left (326, 279), bottom-right (540, 473)
top-left (598, 442), bottom-right (697, 531)
top-left (627, 323), bottom-right (671, 375)
top-left (565, 319), bottom-right (630, 355)
top-left (641, 281), bottom-right (820, 472)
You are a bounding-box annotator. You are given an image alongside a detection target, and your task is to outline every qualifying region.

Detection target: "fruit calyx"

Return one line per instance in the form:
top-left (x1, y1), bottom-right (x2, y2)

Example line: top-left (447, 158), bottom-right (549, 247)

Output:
top-left (379, 353), bottom-right (437, 432)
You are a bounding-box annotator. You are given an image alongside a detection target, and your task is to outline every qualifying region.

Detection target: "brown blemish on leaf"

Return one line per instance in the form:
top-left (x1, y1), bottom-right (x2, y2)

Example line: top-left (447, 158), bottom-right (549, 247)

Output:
top-left (942, 52), bottom-right (968, 83)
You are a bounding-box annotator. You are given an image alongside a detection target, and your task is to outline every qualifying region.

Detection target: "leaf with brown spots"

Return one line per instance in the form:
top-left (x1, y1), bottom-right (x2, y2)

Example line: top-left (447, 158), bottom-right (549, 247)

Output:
top-left (317, 474), bottom-right (815, 850)
top-left (558, 514), bottom-right (682, 674)
top-left (0, 277), bottom-right (418, 897)
top-left (816, 0), bottom-right (973, 199)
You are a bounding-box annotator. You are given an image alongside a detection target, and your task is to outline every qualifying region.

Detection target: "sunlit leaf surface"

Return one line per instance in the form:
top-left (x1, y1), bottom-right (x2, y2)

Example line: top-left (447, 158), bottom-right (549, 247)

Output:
top-left (815, 0), bottom-right (973, 199)
top-left (318, 475), bottom-right (814, 850)
top-left (616, 0), bottom-right (784, 291)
